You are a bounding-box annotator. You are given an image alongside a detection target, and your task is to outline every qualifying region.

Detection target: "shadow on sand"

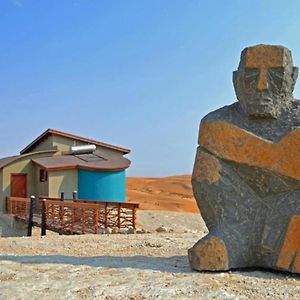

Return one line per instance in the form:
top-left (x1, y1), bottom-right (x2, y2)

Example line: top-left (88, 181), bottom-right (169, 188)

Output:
top-left (1, 254), bottom-right (300, 280)
top-left (0, 255), bottom-right (192, 273)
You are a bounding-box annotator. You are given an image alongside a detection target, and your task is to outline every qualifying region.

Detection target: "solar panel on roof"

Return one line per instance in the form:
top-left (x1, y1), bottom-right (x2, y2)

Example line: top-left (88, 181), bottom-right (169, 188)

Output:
top-left (75, 153), bottom-right (106, 162)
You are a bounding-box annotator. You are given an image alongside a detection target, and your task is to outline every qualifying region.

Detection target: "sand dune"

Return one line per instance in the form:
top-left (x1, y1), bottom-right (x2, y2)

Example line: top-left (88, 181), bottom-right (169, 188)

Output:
top-left (127, 175), bottom-right (199, 213)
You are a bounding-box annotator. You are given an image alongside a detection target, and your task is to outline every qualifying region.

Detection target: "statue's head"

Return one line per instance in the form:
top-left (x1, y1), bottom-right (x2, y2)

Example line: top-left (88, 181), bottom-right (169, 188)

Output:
top-left (233, 44), bottom-right (298, 118)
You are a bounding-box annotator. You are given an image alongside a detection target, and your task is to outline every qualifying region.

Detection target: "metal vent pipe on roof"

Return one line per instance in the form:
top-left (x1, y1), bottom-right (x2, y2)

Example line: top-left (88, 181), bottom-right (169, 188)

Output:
top-left (71, 144), bottom-right (96, 154)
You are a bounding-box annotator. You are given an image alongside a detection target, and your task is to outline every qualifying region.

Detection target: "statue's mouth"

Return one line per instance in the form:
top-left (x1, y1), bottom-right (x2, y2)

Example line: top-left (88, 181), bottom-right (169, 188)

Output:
top-left (254, 95), bottom-right (273, 104)
top-left (245, 97), bottom-right (275, 118)
top-left (246, 96), bottom-right (273, 109)
top-left (249, 104), bottom-right (272, 112)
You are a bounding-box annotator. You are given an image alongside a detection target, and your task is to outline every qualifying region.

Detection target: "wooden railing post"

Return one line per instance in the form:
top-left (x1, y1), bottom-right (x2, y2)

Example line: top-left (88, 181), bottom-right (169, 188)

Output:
top-left (27, 196), bottom-right (35, 237)
top-left (117, 203), bottom-right (121, 229)
top-left (82, 208), bottom-right (85, 234)
top-left (5, 197), bottom-right (8, 213)
top-left (9, 197), bottom-right (12, 214)
top-left (104, 202), bottom-right (108, 228)
top-left (10, 198), bottom-right (13, 215)
top-left (132, 205), bottom-right (136, 230)
top-left (41, 199), bottom-right (47, 236)
top-left (95, 207), bottom-right (99, 234)
top-left (60, 201), bottom-right (64, 235)
top-left (71, 207), bottom-right (75, 234)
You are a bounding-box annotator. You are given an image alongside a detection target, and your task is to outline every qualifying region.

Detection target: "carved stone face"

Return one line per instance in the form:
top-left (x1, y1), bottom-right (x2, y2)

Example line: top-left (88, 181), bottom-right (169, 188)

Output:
top-left (233, 45), bottom-right (298, 118)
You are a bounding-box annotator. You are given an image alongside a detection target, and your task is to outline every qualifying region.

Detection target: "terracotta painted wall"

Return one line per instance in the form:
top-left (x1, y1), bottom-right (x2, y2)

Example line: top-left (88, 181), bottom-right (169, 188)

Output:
top-left (48, 169), bottom-right (77, 199)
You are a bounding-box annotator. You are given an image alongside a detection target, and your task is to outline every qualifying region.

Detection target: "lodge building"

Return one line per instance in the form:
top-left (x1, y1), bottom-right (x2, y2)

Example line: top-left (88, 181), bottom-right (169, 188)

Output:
top-left (0, 129), bottom-right (131, 212)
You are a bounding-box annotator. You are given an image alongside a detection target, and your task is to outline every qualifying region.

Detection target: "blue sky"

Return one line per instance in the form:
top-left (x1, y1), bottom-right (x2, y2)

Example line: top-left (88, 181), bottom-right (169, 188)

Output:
top-left (1, 0), bottom-right (300, 176)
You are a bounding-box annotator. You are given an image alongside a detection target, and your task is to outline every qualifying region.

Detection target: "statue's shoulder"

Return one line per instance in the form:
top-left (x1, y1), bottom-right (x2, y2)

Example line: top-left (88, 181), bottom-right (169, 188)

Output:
top-left (198, 100), bottom-right (300, 143)
top-left (280, 100), bottom-right (300, 127)
top-left (290, 100), bottom-right (300, 121)
top-left (201, 102), bottom-right (238, 123)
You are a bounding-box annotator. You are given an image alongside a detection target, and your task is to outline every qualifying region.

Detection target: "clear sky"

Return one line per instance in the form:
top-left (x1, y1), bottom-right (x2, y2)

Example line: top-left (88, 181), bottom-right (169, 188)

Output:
top-left (1, 0), bottom-right (300, 177)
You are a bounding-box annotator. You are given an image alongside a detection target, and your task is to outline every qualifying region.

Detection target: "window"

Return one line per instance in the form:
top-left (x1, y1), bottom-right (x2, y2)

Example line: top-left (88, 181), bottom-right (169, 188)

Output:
top-left (40, 169), bottom-right (48, 182)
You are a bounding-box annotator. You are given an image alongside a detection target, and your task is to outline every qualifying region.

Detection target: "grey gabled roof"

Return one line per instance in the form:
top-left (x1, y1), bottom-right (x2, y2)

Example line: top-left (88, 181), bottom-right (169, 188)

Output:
top-left (32, 150), bottom-right (131, 171)
top-left (20, 128), bottom-right (131, 155)
top-left (0, 150), bottom-right (57, 170)
top-left (0, 155), bottom-right (19, 169)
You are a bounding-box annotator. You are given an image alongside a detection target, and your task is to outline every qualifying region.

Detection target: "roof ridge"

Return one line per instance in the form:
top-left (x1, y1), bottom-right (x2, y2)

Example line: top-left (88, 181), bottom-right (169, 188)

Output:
top-left (20, 128), bottom-right (130, 155)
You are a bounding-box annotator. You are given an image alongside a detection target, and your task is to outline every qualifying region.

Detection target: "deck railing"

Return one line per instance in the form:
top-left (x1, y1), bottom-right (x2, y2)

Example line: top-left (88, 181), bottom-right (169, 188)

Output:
top-left (42, 199), bottom-right (99, 234)
top-left (6, 197), bottom-right (31, 220)
top-left (6, 196), bottom-right (139, 235)
top-left (74, 200), bottom-right (138, 230)
top-left (42, 197), bottom-right (138, 230)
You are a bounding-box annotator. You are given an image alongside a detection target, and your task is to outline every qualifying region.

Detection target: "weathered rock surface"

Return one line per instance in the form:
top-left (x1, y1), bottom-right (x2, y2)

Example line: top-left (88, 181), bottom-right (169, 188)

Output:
top-left (1, 211), bottom-right (300, 300)
top-left (189, 44), bottom-right (300, 274)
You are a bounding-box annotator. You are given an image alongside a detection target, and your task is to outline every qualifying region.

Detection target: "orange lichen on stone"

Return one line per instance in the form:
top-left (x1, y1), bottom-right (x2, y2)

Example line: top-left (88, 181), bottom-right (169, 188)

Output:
top-left (199, 120), bottom-right (300, 181)
top-left (189, 237), bottom-right (228, 271)
top-left (276, 215), bottom-right (300, 273)
top-left (192, 148), bottom-right (221, 183)
top-left (245, 45), bottom-right (284, 69)
top-left (245, 45), bottom-right (285, 91)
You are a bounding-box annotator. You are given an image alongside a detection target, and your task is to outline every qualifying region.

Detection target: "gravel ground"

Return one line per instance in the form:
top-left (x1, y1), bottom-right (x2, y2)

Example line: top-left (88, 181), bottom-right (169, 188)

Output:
top-left (0, 211), bottom-right (300, 299)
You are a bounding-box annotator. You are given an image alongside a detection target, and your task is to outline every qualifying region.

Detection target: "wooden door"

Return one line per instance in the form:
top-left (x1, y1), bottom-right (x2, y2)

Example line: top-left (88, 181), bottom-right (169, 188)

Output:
top-left (11, 174), bottom-right (27, 198)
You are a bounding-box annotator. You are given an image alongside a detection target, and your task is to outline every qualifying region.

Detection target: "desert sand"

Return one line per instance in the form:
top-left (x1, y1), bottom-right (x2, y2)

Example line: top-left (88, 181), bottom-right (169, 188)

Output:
top-left (127, 175), bottom-right (199, 213)
top-left (1, 176), bottom-right (300, 299)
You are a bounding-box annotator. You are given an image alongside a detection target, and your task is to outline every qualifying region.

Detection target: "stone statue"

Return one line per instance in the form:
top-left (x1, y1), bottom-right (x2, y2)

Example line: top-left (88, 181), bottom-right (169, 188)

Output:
top-left (189, 44), bottom-right (300, 273)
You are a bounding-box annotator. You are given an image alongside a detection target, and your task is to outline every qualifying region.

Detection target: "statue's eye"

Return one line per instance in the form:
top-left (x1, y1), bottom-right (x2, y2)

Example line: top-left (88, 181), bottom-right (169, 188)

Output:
top-left (243, 68), bottom-right (259, 91)
top-left (268, 68), bottom-right (284, 79)
top-left (244, 68), bottom-right (259, 78)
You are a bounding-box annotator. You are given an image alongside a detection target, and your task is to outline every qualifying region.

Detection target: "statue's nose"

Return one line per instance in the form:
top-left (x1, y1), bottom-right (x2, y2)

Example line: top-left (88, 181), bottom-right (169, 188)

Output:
top-left (257, 68), bottom-right (268, 91)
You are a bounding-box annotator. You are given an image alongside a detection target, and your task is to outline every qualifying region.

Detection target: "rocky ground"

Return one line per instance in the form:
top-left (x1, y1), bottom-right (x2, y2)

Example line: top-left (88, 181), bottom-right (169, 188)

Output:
top-left (1, 211), bottom-right (300, 299)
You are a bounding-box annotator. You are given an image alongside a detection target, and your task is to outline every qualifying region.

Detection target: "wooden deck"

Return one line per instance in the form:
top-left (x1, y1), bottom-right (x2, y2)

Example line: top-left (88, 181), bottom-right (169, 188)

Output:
top-left (6, 197), bottom-right (139, 235)
top-left (74, 199), bottom-right (138, 230)
top-left (6, 197), bottom-right (31, 220)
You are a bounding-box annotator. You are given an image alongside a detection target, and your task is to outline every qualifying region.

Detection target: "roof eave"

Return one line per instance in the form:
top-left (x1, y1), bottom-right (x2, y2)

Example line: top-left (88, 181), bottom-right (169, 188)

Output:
top-left (0, 150), bottom-right (57, 170)
top-left (20, 128), bottom-right (131, 155)
top-left (34, 164), bottom-right (129, 172)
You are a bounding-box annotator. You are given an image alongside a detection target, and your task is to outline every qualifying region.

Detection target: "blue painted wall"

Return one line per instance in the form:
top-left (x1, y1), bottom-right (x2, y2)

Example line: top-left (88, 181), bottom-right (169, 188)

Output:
top-left (78, 169), bottom-right (126, 202)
